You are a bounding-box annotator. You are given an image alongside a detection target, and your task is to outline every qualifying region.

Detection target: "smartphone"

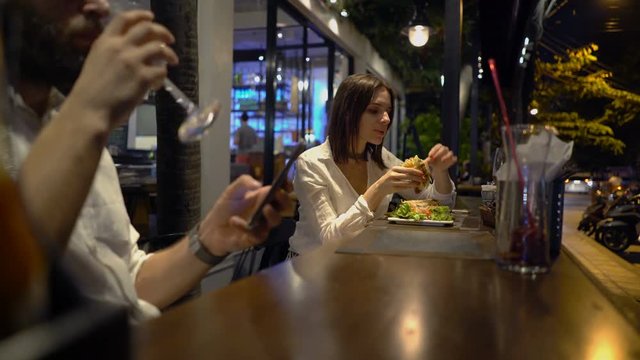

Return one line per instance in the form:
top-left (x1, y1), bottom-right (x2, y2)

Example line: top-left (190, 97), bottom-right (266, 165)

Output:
top-left (246, 143), bottom-right (306, 230)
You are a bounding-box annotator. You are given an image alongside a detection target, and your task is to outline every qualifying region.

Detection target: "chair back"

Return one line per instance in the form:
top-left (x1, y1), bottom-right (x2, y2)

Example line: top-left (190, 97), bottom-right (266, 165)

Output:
top-left (231, 218), bottom-right (297, 281)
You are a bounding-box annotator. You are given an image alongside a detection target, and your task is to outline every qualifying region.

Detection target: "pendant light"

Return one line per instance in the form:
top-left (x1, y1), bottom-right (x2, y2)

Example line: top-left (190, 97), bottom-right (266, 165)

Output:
top-left (403, 0), bottom-right (433, 47)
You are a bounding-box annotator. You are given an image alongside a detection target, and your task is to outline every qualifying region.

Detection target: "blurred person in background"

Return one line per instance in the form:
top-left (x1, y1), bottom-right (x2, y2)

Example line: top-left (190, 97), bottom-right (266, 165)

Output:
top-left (608, 175), bottom-right (622, 192)
top-left (234, 111), bottom-right (257, 164)
top-left (3, 0), bottom-right (290, 322)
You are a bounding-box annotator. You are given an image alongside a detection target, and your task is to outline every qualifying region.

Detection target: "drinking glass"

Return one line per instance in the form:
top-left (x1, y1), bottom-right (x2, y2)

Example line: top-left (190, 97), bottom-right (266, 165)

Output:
top-left (495, 124), bottom-right (553, 275)
top-left (491, 147), bottom-right (505, 184)
top-left (109, 0), bottom-right (220, 143)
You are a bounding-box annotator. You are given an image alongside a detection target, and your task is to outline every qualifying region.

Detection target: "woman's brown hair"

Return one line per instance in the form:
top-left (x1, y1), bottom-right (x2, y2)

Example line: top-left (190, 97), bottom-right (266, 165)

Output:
top-left (328, 73), bottom-right (395, 169)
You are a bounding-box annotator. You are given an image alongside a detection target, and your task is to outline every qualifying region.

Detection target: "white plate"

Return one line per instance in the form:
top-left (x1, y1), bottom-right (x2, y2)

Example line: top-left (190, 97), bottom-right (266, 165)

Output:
top-left (387, 217), bottom-right (454, 226)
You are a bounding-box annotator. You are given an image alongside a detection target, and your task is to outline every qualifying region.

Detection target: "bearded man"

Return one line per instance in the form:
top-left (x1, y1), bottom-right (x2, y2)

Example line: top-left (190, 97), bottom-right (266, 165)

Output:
top-left (3, 0), bottom-right (288, 321)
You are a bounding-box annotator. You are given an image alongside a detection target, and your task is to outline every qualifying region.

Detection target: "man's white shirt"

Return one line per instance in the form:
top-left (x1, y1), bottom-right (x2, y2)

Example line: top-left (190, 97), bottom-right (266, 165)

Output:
top-left (7, 88), bottom-right (160, 322)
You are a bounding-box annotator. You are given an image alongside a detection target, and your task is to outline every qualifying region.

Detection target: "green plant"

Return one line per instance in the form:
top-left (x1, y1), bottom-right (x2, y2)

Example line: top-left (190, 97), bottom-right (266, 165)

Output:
top-left (336, 0), bottom-right (476, 94)
top-left (459, 115), bottom-right (471, 163)
top-left (399, 108), bottom-right (480, 184)
top-left (531, 44), bottom-right (640, 156)
top-left (400, 108), bottom-right (473, 162)
top-left (401, 109), bottom-right (441, 157)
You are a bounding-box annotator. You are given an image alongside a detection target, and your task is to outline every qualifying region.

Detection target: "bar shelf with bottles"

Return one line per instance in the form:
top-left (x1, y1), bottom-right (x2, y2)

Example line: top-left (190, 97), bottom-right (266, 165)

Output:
top-left (231, 67), bottom-right (302, 149)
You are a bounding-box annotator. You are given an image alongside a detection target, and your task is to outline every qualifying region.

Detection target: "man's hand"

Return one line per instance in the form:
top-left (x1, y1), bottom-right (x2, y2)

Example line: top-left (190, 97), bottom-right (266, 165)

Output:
top-left (198, 175), bottom-right (292, 256)
top-left (68, 10), bottom-right (179, 131)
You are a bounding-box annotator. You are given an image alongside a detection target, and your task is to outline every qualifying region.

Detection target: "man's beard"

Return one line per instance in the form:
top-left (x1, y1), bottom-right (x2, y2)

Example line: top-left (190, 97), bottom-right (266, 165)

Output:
top-left (5, 3), bottom-right (97, 94)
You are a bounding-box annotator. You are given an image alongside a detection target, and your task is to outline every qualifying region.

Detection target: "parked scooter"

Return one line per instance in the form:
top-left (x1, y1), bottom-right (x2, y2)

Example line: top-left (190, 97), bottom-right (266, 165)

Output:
top-left (578, 193), bottom-right (607, 235)
top-left (595, 195), bottom-right (640, 252)
top-left (578, 190), bottom-right (631, 236)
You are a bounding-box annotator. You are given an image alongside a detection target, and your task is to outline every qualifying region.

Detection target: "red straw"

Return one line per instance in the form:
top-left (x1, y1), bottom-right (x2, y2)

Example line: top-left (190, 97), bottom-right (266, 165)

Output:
top-left (488, 59), bottom-right (525, 190)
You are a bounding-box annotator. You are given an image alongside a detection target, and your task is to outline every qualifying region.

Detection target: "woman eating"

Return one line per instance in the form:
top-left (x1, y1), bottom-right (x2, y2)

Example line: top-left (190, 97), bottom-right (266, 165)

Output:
top-left (288, 74), bottom-right (457, 256)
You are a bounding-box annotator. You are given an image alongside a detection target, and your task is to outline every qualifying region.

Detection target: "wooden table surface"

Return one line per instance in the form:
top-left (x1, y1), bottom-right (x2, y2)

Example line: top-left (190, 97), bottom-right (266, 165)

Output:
top-left (134, 224), bottom-right (640, 360)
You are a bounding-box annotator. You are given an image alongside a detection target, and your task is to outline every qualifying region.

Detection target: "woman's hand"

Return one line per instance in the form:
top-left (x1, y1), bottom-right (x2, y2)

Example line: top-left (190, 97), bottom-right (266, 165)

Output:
top-left (425, 143), bottom-right (457, 194)
top-left (378, 166), bottom-right (426, 193)
top-left (364, 166), bottom-right (426, 210)
top-left (425, 143), bottom-right (457, 174)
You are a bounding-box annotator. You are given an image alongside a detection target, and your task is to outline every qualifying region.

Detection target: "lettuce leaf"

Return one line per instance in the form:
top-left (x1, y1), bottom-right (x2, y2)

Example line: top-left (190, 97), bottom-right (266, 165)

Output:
top-left (429, 206), bottom-right (453, 221)
top-left (387, 202), bottom-right (453, 221)
top-left (388, 202), bottom-right (426, 220)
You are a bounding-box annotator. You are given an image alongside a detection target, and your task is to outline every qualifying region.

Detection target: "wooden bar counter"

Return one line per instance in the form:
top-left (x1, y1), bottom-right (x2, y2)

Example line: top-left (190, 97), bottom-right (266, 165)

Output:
top-left (134, 223), bottom-right (640, 359)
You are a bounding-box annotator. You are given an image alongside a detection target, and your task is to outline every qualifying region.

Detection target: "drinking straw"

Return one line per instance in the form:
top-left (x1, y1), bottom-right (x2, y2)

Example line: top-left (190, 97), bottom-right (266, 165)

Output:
top-left (488, 59), bottom-right (533, 220)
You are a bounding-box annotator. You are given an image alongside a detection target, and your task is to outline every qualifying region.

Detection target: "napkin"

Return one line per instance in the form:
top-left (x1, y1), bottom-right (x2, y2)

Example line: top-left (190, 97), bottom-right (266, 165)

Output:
top-left (496, 126), bottom-right (573, 182)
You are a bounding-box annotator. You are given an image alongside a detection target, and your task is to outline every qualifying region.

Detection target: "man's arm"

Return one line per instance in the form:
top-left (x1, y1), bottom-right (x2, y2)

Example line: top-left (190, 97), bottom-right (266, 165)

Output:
top-left (18, 99), bottom-right (110, 249)
top-left (17, 11), bottom-right (178, 248)
top-left (132, 235), bottom-right (209, 309)
top-left (135, 175), bottom-right (291, 309)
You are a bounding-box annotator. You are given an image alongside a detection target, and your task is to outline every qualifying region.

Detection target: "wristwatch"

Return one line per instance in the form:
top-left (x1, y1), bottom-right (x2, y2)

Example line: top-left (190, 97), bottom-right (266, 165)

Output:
top-left (188, 223), bottom-right (227, 266)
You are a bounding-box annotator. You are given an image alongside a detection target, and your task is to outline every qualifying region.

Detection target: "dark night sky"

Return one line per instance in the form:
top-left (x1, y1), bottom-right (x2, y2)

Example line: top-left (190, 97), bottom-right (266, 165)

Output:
top-left (541, 0), bottom-right (640, 89)
top-left (478, 0), bottom-right (640, 91)
top-left (544, 0), bottom-right (640, 56)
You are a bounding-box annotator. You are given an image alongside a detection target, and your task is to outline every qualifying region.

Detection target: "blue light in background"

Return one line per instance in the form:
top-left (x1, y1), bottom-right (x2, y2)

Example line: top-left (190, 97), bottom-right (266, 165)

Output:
top-left (312, 68), bottom-right (328, 143)
top-left (230, 65), bottom-right (332, 149)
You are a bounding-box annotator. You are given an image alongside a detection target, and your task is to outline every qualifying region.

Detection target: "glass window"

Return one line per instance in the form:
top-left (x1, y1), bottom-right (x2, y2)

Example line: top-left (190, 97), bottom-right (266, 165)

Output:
top-left (231, 0), bottom-right (354, 181)
top-left (274, 48), bottom-right (304, 148)
top-left (276, 9), bottom-right (303, 47)
top-left (333, 47), bottom-right (351, 96)
top-left (307, 28), bottom-right (325, 45)
top-left (232, 0), bottom-right (267, 180)
top-left (234, 28), bottom-right (267, 51)
top-left (306, 46), bottom-right (329, 144)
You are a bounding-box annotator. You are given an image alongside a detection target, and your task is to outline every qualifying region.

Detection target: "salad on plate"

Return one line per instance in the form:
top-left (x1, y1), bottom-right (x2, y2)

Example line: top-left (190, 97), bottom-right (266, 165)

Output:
top-left (387, 199), bottom-right (453, 222)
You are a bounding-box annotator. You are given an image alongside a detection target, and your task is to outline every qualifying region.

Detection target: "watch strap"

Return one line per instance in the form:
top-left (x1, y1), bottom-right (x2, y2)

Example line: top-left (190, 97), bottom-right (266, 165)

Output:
top-left (188, 223), bottom-right (227, 266)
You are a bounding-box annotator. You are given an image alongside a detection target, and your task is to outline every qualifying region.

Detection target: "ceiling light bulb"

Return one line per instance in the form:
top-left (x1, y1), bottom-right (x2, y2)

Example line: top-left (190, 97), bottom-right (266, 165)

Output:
top-left (408, 25), bottom-right (429, 47)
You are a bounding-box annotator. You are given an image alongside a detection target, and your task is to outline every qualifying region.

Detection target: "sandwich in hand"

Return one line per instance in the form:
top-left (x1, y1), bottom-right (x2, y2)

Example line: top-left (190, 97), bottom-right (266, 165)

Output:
top-left (402, 155), bottom-right (432, 193)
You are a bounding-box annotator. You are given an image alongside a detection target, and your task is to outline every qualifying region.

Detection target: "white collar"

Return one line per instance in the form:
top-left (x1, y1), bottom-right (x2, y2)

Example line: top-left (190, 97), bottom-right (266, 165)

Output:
top-left (8, 86), bottom-right (66, 124)
top-left (315, 139), bottom-right (333, 161)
